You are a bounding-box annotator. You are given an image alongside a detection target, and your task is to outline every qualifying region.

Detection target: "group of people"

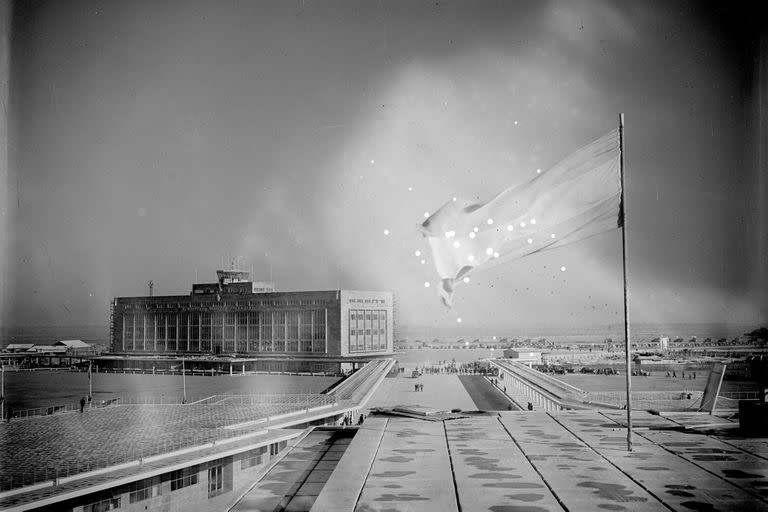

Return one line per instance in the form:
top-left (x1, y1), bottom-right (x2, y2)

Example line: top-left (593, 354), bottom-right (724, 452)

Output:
top-left (414, 382), bottom-right (424, 392)
top-left (666, 370), bottom-right (696, 379)
top-left (341, 413), bottom-right (365, 426)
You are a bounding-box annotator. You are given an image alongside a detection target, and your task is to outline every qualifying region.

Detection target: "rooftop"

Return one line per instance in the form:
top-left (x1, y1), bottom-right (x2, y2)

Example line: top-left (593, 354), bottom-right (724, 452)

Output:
top-left (312, 410), bottom-right (768, 511)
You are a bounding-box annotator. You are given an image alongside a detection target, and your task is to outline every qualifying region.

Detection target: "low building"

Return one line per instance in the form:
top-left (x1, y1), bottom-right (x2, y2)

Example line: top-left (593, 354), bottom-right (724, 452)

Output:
top-left (502, 349), bottom-right (542, 367)
top-left (3, 343), bottom-right (35, 352)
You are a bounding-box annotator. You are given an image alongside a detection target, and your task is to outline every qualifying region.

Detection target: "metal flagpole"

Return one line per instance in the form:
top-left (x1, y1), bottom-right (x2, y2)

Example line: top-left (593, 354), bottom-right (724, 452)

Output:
top-left (182, 359), bottom-right (187, 403)
top-left (619, 113), bottom-right (633, 451)
top-left (88, 360), bottom-right (93, 410)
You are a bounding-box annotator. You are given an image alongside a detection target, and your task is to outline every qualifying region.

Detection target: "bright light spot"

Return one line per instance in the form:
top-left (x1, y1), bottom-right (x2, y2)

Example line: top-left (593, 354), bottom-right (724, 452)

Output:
top-left (492, 336), bottom-right (497, 340)
top-left (453, 241), bottom-right (461, 248)
top-left (506, 225), bottom-right (514, 231)
top-left (487, 218), bottom-right (494, 225)
top-left (469, 232), bottom-right (476, 239)
top-left (467, 254), bottom-right (475, 262)
top-left (490, 347), bottom-right (495, 351)
top-left (530, 218), bottom-right (537, 225)
top-left (414, 250), bottom-right (421, 257)
top-left (493, 252), bottom-right (500, 258)
top-left (536, 168), bottom-right (541, 174)
top-left (408, 186), bottom-right (413, 191)
top-left (550, 233), bottom-right (556, 239)
top-left (527, 238), bottom-right (533, 244)
top-left (520, 222), bottom-right (526, 227)
top-left (383, 229), bottom-right (390, 235)
top-left (456, 317), bottom-right (463, 323)
top-left (560, 266), bottom-right (567, 272)
top-left (370, 159), bottom-right (375, 164)
top-left (452, 196), bottom-right (457, 202)
top-left (486, 247), bottom-right (494, 256)
top-left (463, 277), bottom-right (470, 283)
top-left (465, 340), bottom-right (469, 345)
top-left (514, 120), bottom-right (518, 125)
top-left (424, 281), bottom-right (431, 288)
top-left (473, 227), bottom-right (479, 233)
top-left (420, 259), bottom-right (426, 264)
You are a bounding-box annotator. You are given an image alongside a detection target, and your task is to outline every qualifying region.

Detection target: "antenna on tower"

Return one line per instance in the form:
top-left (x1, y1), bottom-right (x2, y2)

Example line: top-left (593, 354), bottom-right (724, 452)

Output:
top-left (148, 280), bottom-right (154, 297)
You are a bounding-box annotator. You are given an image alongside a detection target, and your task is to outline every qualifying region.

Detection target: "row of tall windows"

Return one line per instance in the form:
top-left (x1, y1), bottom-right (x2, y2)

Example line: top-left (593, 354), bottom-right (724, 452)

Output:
top-left (121, 310), bottom-right (327, 353)
top-left (348, 309), bottom-right (388, 352)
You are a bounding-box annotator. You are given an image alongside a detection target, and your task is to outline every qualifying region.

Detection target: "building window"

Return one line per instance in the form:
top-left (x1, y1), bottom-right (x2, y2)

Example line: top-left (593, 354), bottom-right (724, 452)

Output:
top-left (129, 479), bottom-right (161, 504)
top-left (269, 441), bottom-right (283, 457)
top-left (208, 465), bottom-right (224, 497)
top-left (170, 466), bottom-right (198, 491)
top-left (241, 447), bottom-right (267, 469)
top-left (83, 496), bottom-right (121, 512)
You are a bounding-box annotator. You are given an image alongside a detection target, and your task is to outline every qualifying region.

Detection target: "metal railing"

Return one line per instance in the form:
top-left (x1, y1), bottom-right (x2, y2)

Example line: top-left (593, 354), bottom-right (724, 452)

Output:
top-left (2, 392), bottom-right (336, 421)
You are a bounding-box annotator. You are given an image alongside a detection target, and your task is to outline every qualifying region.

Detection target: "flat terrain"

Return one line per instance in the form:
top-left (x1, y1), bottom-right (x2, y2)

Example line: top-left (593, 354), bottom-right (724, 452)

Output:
top-left (1, 371), bottom-right (341, 410)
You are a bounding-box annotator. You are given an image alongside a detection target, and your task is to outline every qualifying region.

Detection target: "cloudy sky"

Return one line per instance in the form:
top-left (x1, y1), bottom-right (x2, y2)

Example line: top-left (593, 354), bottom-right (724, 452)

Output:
top-left (3, 0), bottom-right (766, 332)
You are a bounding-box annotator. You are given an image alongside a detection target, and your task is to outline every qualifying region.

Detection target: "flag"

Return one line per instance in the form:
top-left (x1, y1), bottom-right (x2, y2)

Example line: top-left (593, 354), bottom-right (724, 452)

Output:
top-left (421, 128), bottom-right (622, 307)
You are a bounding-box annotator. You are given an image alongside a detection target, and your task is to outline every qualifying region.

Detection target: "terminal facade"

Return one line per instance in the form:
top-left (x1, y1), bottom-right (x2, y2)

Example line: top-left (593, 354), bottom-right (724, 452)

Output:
top-left (109, 269), bottom-right (394, 361)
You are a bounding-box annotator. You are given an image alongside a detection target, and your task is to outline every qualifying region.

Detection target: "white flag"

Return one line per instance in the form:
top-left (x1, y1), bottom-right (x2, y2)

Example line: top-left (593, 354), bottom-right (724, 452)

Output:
top-left (421, 129), bottom-right (622, 307)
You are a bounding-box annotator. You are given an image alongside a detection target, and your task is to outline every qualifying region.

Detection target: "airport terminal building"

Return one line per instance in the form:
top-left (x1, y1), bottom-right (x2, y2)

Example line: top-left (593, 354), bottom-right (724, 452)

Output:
top-left (109, 269), bottom-right (394, 365)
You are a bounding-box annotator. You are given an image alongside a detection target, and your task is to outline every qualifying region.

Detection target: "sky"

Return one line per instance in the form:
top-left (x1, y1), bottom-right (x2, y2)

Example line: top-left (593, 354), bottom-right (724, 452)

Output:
top-left (2, 0), bottom-right (766, 333)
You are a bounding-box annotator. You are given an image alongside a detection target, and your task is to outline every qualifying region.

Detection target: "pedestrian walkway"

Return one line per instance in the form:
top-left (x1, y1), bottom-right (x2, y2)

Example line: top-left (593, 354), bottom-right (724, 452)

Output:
top-left (365, 374), bottom-right (476, 412)
top-left (487, 376), bottom-right (535, 409)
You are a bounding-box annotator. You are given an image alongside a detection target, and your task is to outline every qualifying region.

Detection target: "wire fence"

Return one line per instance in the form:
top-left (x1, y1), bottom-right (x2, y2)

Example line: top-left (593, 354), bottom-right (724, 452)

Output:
top-left (582, 390), bottom-right (704, 411)
top-left (2, 392), bottom-right (337, 421)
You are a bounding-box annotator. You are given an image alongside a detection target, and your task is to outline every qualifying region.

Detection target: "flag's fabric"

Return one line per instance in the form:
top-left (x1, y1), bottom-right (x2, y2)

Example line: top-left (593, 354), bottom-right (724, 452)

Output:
top-left (421, 129), bottom-right (622, 307)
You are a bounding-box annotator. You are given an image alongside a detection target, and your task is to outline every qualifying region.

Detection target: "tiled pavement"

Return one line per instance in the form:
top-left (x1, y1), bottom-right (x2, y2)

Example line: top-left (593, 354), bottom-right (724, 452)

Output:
top-left (309, 410), bottom-right (768, 511)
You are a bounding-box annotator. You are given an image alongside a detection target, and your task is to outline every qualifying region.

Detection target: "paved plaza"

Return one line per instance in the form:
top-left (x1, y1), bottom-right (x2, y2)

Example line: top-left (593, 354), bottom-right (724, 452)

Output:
top-left (310, 411), bottom-right (768, 511)
top-left (365, 374), bottom-right (477, 412)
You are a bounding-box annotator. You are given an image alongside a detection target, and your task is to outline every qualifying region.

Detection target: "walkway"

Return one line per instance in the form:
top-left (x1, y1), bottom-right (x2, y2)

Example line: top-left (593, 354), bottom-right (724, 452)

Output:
top-left (457, 375), bottom-right (519, 410)
top-left (365, 374), bottom-right (476, 412)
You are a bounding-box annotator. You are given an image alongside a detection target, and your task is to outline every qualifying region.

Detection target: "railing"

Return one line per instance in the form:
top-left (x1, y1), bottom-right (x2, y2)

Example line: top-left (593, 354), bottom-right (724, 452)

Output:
top-left (491, 359), bottom-right (714, 412)
top-left (719, 391), bottom-right (762, 401)
top-left (583, 390), bottom-right (704, 411)
top-left (332, 359), bottom-right (393, 403)
top-left (2, 392), bottom-right (336, 421)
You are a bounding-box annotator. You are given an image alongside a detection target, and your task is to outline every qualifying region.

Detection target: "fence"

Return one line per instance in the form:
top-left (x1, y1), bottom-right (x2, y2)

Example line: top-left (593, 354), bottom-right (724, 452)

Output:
top-left (582, 390), bottom-right (704, 411)
top-left (2, 392), bottom-right (336, 421)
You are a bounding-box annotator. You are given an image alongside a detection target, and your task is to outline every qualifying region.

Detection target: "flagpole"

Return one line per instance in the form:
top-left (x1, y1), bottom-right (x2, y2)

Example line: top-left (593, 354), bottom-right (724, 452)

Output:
top-left (619, 113), bottom-right (633, 451)
top-left (88, 360), bottom-right (93, 410)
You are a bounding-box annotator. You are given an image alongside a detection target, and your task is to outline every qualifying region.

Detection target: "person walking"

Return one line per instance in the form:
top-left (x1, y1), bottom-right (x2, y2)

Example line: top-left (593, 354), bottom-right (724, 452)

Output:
top-left (527, 402), bottom-right (533, 411)
top-left (80, 396), bottom-right (86, 413)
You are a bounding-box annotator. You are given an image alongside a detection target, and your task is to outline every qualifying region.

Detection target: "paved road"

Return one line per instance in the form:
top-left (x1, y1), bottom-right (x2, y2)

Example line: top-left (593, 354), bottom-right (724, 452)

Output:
top-left (458, 375), bottom-right (521, 410)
